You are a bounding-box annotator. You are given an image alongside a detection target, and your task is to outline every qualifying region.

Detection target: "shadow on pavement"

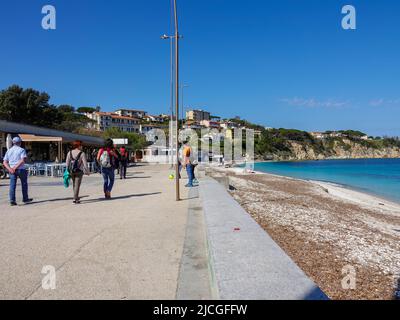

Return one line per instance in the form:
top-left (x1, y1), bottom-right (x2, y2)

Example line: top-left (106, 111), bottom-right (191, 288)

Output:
top-left (180, 195), bottom-right (199, 201)
top-left (121, 176), bottom-right (152, 180)
top-left (80, 192), bottom-right (162, 204)
top-left (29, 195), bottom-right (90, 205)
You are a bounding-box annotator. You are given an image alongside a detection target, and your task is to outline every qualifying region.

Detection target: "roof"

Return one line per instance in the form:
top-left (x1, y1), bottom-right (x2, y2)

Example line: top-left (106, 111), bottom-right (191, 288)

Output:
top-left (94, 112), bottom-right (140, 121)
top-left (19, 134), bottom-right (62, 142)
top-left (115, 108), bottom-right (147, 113)
top-left (0, 120), bottom-right (104, 146)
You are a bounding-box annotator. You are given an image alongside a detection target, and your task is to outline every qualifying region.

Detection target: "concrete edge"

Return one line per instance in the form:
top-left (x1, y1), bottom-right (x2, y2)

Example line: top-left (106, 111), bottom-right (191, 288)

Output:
top-left (199, 176), bottom-right (329, 300)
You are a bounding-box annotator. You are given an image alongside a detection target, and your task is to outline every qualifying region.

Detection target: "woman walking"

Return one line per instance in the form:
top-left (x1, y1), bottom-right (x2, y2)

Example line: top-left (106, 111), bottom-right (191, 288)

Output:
top-left (66, 141), bottom-right (89, 204)
top-left (97, 139), bottom-right (118, 199)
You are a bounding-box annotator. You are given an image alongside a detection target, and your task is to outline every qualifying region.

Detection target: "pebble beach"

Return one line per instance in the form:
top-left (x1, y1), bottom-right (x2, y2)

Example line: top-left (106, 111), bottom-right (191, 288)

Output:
top-left (208, 166), bottom-right (400, 300)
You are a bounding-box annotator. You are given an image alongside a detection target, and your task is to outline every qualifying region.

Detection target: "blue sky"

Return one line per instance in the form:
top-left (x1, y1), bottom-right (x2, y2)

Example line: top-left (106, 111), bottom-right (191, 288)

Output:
top-left (0, 0), bottom-right (399, 136)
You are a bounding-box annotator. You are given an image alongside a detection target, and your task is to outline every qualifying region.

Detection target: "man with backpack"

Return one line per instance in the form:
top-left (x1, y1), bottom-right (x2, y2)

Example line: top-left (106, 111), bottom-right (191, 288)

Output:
top-left (97, 139), bottom-right (118, 199)
top-left (119, 147), bottom-right (129, 180)
top-left (66, 141), bottom-right (90, 204)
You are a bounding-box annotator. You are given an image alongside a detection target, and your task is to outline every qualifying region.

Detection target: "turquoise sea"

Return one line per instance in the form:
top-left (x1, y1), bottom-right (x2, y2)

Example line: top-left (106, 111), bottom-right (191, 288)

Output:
top-left (254, 159), bottom-right (400, 203)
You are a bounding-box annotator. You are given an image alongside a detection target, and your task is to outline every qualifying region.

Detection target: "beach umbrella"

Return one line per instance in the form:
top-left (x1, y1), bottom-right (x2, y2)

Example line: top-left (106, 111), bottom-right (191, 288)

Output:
top-left (6, 134), bottom-right (13, 150)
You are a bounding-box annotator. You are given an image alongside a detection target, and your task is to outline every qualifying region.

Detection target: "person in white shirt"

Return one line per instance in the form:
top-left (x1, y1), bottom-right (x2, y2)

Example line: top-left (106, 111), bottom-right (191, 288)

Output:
top-left (3, 136), bottom-right (33, 206)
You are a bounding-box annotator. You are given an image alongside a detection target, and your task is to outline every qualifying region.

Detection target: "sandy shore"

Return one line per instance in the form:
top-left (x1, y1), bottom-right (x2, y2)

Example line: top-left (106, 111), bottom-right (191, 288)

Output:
top-left (207, 166), bottom-right (400, 300)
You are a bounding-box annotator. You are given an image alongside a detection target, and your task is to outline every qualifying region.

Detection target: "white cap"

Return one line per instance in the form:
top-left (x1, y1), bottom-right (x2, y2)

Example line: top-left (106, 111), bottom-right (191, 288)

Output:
top-left (12, 136), bottom-right (22, 144)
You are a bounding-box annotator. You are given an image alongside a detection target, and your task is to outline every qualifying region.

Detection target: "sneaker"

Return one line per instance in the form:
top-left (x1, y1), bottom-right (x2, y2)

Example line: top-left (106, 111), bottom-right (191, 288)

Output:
top-left (23, 199), bottom-right (33, 204)
top-left (185, 184), bottom-right (194, 188)
top-left (10, 202), bottom-right (17, 206)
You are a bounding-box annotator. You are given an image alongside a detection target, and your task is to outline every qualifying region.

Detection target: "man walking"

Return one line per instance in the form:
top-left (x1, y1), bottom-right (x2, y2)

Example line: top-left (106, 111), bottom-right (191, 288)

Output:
top-left (3, 136), bottom-right (33, 206)
top-left (119, 147), bottom-right (128, 179)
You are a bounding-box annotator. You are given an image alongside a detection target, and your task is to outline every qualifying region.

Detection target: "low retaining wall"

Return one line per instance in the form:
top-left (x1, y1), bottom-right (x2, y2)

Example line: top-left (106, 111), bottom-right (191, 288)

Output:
top-left (199, 177), bottom-right (328, 300)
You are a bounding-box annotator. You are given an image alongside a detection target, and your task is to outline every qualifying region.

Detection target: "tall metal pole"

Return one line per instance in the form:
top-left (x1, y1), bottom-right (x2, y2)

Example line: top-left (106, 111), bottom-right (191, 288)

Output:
top-left (181, 85), bottom-right (185, 123)
top-left (173, 0), bottom-right (180, 201)
top-left (180, 84), bottom-right (189, 125)
top-left (169, 37), bottom-right (174, 166)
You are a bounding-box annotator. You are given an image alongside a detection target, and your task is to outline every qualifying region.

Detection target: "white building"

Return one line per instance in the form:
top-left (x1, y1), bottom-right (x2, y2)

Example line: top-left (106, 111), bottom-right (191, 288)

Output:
top-left (183, 121), bottom-right (204, 130)
top-left (200, 120), bottom-right (221, 129)
top-left (143, 115), bottom-right (167, 123)
top-left (220, 121), bottom-right (239, 130)
top-left (186, 109), bottom-right (211, 122)
top-left (115, 109), bottom-right (148, 119)
top-left (85, 112), bottom-right (140, 133)
top-left (139, 124), bottom-right (162, 135)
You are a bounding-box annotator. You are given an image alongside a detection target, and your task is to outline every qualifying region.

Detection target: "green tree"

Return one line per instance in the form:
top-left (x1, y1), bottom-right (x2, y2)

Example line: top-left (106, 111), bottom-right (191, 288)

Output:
top-left (58, 105), bottom-right (75, 113)
top-left (0, 85), bottom-right (95, 133)
top-left (0, 85), bottom-right (62, 127)
top-left (77, 106), bottom-right (97, 114)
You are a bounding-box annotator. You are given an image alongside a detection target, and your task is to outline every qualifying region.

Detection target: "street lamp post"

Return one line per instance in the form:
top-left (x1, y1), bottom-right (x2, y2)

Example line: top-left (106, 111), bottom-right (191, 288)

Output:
top-left (173, 0), bottom-right (181, 201)
top-left (161, 0), bottom-right (181, 201)
top-left (181, 84), bottom-right (189, 124)
top-left (160, 34), bottom-right (175, 166)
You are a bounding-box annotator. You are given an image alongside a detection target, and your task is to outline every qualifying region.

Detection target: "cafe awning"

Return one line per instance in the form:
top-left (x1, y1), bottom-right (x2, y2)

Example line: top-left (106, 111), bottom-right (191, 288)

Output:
top-left (19, 134), bottom-right (63, 143)
top-left (0, 120), bottom-right (104, 146)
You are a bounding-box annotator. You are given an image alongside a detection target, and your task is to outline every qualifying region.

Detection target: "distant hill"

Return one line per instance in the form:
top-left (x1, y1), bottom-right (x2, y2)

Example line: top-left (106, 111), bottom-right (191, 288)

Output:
top-left (255, 128), bottom-right (400, 160)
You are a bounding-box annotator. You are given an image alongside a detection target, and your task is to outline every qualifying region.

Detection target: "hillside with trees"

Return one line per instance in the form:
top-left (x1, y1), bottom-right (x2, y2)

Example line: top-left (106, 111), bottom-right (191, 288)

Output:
top-left (0, 85), bottom-right (96, 132)
top-left (255, 128), bottom-right (400, 160)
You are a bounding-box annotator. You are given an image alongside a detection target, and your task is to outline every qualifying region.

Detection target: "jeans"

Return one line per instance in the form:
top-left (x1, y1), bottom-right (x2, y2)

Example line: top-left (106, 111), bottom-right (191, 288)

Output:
top-left (92, 161), bottom-right (99, 173)
top-left (101, 167), bottom-right (115, 193)
top-left (9, 169), bottom-right (29, 203)
top-left (186, 164), bottom-right (194, 187)
top-left (120, 162), bottom-right (127, 179)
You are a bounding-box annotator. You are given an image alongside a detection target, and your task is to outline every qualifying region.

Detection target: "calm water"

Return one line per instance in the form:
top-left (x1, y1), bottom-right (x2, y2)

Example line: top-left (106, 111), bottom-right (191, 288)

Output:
top-left (254, 159), bottom-right (400, 203)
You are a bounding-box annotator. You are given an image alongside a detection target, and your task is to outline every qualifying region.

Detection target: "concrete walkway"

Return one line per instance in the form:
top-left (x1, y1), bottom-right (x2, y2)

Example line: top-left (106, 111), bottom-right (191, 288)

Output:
top-left (0, 164), bottom-right (199, 300)
top-left (0, 164), bottom-right (328, 300)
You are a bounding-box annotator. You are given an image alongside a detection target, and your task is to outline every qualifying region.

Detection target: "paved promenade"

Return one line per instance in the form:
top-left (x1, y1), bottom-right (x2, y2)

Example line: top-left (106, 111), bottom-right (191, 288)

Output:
top-left (0, 164), bottom-right (206, 300)
top-left (0, 163), bottom-right (326, 300)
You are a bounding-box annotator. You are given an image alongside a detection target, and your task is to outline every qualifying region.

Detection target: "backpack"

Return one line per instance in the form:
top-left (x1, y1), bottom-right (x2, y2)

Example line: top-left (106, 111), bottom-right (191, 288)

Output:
top-left (100, 149), bottom-right (112, 168)
top-left (69, 151), bottom-right (83, 174)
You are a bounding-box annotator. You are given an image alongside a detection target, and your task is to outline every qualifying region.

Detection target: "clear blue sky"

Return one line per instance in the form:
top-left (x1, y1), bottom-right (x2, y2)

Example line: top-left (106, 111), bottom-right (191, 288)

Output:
top-left (0, 0), bottom-right (399, 136)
